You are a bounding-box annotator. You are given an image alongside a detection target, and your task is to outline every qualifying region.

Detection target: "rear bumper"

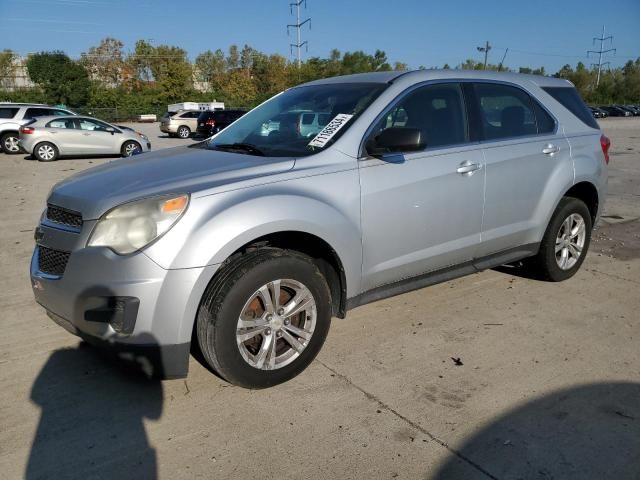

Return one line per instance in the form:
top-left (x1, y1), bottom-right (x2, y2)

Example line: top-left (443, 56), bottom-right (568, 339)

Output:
top-left (160, 124), bottom-right (178, 134)
top-left (196, 126), bottom-right (213, 137)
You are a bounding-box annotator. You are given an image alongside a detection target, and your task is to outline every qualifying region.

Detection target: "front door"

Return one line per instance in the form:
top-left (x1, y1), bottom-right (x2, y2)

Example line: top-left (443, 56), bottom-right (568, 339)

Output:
top-left (76, 118), bottom-right (120, 154)
top-left (359, 82), bottom-right (485, 292)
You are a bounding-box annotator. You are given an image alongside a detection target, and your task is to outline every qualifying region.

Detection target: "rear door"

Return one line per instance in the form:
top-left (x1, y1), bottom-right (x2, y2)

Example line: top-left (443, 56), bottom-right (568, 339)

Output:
top-left (45, 118), bottom-right (83, 154)
top-left (359, 82), bottom-right (485, 290)
top-left (470, 82), bottom-right (573, 257)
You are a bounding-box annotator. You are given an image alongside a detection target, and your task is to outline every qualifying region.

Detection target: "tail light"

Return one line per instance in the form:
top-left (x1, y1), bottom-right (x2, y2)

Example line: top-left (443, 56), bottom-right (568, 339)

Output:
top-left (20, 126), bottom-right (34, 134)
top-left (600, 134), bottom-right (611, 164)
top-left (206, 119), bottom-right (216, 127)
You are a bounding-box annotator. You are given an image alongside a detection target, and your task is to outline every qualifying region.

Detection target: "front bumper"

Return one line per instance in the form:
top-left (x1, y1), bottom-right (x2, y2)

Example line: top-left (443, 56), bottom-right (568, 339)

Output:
top-left (30, 233), bottom-right (219, 378)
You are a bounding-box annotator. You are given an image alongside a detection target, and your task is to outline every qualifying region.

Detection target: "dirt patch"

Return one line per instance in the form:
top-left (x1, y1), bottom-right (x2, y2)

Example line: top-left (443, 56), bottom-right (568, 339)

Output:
top-left (592, 218), bottom-right (640, 260)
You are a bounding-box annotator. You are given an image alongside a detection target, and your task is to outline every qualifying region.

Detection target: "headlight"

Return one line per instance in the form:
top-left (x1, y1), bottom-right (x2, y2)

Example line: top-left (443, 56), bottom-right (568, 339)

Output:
top-left (88, 194), bottom-right (189, 254)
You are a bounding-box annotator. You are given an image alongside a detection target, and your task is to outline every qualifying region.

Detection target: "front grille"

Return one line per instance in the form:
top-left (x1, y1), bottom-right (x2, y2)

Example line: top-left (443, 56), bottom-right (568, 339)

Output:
top-left (46, 205), bottom-right (82, 228)
top-left (38, 246), bottom-right (70, 276)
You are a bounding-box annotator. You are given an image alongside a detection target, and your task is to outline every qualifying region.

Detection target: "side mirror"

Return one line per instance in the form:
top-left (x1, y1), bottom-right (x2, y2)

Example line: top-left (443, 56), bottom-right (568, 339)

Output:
top-left (106, 127), bottom-right (115, 135)
top-left (366, 127), bottom-right (425, 157)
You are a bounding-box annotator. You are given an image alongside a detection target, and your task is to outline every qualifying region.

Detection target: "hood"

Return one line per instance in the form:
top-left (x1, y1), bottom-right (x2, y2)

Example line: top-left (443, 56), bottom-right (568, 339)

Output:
top-left (48, 144), bottom-right (295, 219)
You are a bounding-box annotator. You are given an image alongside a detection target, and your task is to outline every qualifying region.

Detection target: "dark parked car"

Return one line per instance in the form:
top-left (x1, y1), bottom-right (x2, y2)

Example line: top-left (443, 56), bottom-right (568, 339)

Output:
top-left (600, 106), bottom-right (632, 117)
top-left (588, 106), bottom-right (607, 118)
top-left (622, 105), bottom-right (640, 116)
top-left (196, 109), bottom-right (247, 137)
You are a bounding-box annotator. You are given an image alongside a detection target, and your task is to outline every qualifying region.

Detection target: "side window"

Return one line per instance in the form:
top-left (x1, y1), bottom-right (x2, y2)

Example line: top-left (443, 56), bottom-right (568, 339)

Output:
top-left (532, 101), bottom-right (555, 134)
top-left (372, 83), bottom-right (467, 149)
top-left (474, 83), bottom-right (538, 140)
top-left (52, 109), bottom-right (70, 116)
top-left (78, 118), bottom-right (110, 131)
top-left (47, 119), bottom-right (76, 129)
top-left (0, 107), bottom-right (19, 119)
top-left (24, 108), bottom-right (49, 119)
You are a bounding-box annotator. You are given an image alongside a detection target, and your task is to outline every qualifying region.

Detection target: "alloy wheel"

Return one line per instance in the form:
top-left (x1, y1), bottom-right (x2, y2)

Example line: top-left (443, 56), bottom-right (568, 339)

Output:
top-left (236, 279), bottom-right (317, 370)
top-left (124, 142), bottom-right (139, 156)
top-left (37, 144), bottom-right (55, 161)
top-left (4, 136), bottom-right (20, 153)
top-left (555, 213), bottom-right (586, 270)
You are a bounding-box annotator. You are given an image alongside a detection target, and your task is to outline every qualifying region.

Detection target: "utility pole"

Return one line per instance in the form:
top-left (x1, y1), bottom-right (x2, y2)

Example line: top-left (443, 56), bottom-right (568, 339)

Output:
top-left (498, 48), bottom-right (509, 72)
top-left (287, 0), bottom-right (311, 68)
top-left (588, 25), bottom-right (615, 88)
top-left (477, 41), bottom-right (492, 69)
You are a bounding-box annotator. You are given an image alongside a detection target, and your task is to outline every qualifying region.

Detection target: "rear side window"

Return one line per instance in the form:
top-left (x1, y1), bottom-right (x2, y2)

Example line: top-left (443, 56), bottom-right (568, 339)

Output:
top-left (542, 87), bottom-right (599, 129)
top-left (0, 107), bottom-right (19, 119)
top-left (474, 83), bottom-right (538, 140)
top-left (373, 83), bottom-right (467, 149)
top-left (47, 119), bottom-right (76, 129)
top-left (24, 108), bottom-right (52, 119)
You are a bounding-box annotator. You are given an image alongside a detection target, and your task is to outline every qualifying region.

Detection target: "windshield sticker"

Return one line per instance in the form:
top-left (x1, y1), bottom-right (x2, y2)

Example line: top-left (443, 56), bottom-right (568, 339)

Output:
top-left (308, 114), bottom-right (354, 148)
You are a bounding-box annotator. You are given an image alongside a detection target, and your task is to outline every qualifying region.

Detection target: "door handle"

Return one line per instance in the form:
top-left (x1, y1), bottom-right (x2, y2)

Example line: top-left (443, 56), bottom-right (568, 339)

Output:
top-left (82, 133), bottom-right (91, 136)
top-left (542, 144), bottom-right (560, 155)
top-left (457, 162), bottom-right (482, 175)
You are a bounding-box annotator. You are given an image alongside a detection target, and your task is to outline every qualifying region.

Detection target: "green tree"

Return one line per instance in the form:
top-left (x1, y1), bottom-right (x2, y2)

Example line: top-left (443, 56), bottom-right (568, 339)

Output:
top-left (26, 51), bottom-right (89, 106)
top-left (194, 49), bottom-right (225, 83)
top-left (80, 37), bottom-right (124, 87)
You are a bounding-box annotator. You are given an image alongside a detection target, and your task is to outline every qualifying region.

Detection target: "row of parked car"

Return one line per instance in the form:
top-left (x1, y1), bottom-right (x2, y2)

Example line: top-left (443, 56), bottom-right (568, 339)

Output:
top-left (160, 109), bottom-right (247, 138)
top-left (588, 104), bottom-right (640, 118)
top-left (0, 102), bottom-right (151, 161)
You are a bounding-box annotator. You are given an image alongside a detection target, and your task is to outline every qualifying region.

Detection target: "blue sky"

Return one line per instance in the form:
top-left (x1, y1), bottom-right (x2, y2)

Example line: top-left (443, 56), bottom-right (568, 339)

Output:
top-left (0, 0), bottom-right (638, 73)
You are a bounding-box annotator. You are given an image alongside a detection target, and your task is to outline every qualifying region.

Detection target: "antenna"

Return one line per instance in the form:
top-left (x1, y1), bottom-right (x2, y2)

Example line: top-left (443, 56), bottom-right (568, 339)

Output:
top-left (588, 25), bottom-right (616, 88)
top-left (287, 0), bottom-right (311, 68)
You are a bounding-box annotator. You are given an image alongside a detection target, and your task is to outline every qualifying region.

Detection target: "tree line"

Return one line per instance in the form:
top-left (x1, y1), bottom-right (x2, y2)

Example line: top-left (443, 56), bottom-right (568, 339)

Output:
top-left (1, 37), bottom-right (639, 121)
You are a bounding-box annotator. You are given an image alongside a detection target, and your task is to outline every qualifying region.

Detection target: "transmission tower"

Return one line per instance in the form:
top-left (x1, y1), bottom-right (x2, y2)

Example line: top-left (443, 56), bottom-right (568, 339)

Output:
top-left (588, 25), bottom-right (616, 87)
top-left (477, 41), bottom-right (492, 70)
top-left (287, 0), bottom-right (311, 68)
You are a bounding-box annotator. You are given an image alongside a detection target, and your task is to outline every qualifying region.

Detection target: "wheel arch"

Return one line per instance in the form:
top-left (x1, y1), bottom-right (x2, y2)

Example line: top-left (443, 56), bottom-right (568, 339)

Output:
top-left (563, 181), bottom-right (599, 223)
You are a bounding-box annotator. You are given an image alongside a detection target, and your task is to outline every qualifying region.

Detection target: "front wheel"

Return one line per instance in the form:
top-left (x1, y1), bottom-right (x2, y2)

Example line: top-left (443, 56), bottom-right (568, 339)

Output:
top-left (196, 249), bottom-right (332, 389)
top-left (528, 197), bottom-right (592, 281)
top-left (121, 140), bottom-right (141, 157)
top-left (34, 142), bottom-right (58, 162)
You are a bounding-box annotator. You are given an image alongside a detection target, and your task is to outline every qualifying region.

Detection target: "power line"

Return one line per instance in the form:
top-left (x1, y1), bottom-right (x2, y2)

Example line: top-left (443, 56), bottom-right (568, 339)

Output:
top-left (287, 0), bottom-right (311, 68)
top-left (588, 25), bottom-right (616, 87)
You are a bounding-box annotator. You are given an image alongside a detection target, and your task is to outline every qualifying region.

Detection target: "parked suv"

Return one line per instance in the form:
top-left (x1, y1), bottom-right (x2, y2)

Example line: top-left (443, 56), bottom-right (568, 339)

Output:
top-left (0, 103), bottom-right (76, 154)
top-left (196, 109), bottom-right (246, 137)
top-left (159, 110), bottom-right (201, 138)
top-left (31, 71), bottom-right (608, 388)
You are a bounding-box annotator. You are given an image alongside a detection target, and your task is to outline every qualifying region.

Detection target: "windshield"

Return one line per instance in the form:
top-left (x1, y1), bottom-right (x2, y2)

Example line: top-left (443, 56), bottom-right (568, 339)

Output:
top-left (207, 82), bottom-right (387, 157)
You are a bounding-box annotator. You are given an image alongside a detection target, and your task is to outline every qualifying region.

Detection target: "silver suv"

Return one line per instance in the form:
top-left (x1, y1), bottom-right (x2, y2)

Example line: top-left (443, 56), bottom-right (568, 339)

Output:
top-left (159, 109), bottom-right (200, 138)
top-left (0, 103), bottom-right (76, 153)
top-left (30, 70), bottom-right (608, 388)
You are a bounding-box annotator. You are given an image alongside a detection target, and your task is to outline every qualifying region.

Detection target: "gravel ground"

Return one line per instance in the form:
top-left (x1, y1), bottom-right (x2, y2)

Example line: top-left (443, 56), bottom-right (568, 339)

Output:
top-left (0, 118), bottom-right (638, 479)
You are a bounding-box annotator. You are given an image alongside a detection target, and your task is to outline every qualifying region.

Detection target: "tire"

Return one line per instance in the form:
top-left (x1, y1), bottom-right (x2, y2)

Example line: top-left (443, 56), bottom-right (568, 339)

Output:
top-left (34, 142), bottom-right (58, 162)
top-left (528, 197), bottom-right (592, 281)
top-left (177, 126), bottom-right (191, 139)
top-left (121, 140), bottom-right (141, 157)
top-left (196, 248), bottom-right (332, 389)
top-left (1, 132), bottom-right (21, 154)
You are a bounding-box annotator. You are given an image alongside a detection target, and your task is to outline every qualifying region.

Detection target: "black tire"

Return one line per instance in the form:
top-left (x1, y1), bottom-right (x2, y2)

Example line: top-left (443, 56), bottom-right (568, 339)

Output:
top-left (196, 248), bottom-right (332, 389)
top-left (121, 140), bottom-right (141, 157)
top-left (177, 126), bottom-right (191, 139)
top-left (1, 132), bottom-right (21, 154)
top-left (34, 142), bottom-right (59, 162)
top-left (528, 197), bottom-right (592, 281)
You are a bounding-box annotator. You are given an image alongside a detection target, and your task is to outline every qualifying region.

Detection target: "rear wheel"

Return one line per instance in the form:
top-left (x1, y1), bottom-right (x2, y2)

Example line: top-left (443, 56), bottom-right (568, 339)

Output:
top-left (121, 140), bottom-right (141, 157)
top-left (196, 249), bottom-right (332, 389)
top-left (34, 142), bottom-right (58, 162)
top-left (177, 126), bottom-right (191, 139)
top-left (1, 132), bottom-right (21, 154)
top-left (528, 197), bottom-right (592, 281)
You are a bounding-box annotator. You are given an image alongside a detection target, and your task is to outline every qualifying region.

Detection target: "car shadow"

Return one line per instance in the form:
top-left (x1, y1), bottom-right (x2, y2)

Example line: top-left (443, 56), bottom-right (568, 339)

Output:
top-left (26, 341), bottom-right (164, 480)
top-left (432, 382), bottom-right (640, 479)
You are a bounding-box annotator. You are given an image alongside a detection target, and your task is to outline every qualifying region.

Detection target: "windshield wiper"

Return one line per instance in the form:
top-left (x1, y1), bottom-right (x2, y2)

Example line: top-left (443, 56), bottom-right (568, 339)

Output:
top-left (213, 143), bottom-right (265, 156)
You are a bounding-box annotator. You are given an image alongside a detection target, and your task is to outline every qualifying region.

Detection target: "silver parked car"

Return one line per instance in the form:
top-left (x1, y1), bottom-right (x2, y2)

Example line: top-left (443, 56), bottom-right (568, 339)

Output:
top-left (160, 109), bottom-right (200, 138)
top-left (0, 103), bottom-right (76, 154)
top-left (31, 70), bottom-right (608, 388)
top-left (19, 115), bottom-right (151, 161)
